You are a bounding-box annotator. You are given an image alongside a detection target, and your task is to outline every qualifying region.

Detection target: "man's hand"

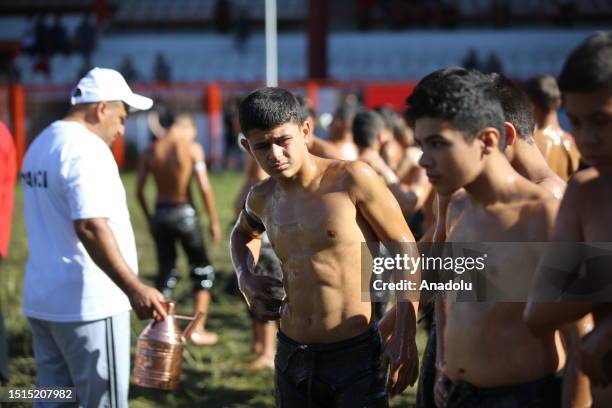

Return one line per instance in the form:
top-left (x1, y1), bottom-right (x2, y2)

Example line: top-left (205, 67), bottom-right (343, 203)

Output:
top-left (209, 221), bottom-right (222, 243)
top-left (433, 370), bottom-right (450, 408)
top-left (238, 272), bottom-right (284, 321)
top-left (127, 282), bottom-right (168, 320)
top-left (382, 331), bottom-right (419, 396)
top-left (581, 322), bottom-right (612, 387)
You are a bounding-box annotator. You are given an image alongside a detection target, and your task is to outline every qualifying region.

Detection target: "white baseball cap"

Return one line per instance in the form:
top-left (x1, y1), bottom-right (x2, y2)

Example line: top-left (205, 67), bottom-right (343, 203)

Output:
top-left (70, 67), bottom-right (153, 111)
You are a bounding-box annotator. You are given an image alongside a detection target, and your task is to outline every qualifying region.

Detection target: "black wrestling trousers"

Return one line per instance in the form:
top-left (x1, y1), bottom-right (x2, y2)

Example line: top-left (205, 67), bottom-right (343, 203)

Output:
top-left (275, 326), bottom-right (388, 408)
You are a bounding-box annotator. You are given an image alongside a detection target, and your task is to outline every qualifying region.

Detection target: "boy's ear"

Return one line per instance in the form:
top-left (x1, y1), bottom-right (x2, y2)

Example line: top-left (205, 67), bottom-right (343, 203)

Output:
top-left (302, 120), bottom-right (312, 145)
top-left (239, 134), bottom-right (253, 157)
top-left (478, 127), bottom-right (502, 154)
top-left (503, 122), bottom-right (517, 147)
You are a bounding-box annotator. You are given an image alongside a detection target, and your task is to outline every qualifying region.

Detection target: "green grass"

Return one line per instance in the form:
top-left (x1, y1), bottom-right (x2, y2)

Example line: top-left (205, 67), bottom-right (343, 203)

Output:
top-left (1, 171), bottom-right (422, 407)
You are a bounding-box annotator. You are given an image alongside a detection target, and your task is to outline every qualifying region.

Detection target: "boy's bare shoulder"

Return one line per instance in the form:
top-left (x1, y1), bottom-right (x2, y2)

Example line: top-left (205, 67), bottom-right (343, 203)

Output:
top-left (247, 177), bottom-right (277, 214)
top-left (342, 159), bottom-right (380, 183)
top-left (518, 194), bottom-right (560, 237)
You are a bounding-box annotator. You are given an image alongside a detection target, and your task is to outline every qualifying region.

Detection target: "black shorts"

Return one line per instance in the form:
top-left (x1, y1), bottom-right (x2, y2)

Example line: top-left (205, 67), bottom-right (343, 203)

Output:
top-left (151, 203), bottom-right (213, 294)
top-left (275, 326), bottom-right (388, 408)
top-left (445, 372), bottom-right (562, 408)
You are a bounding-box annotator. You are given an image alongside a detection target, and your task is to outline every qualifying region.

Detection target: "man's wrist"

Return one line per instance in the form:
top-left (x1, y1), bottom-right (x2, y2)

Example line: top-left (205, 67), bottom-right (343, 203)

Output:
top-left (122, 276), bottom-right (143, 297)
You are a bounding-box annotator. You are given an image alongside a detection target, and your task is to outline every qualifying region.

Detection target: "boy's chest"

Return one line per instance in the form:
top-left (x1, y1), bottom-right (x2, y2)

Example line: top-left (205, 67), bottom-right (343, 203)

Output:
top-left (263, 192), bottom-right (359, 254)
top-left (450, 206), bottom-right (541, 242)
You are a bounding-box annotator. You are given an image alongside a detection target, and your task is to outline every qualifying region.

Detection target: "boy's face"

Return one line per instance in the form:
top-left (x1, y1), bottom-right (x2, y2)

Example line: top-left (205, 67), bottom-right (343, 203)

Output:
top-left (243, 121), bottom-right (310, 179)
top-left (415, 117), bottom-right (483, 195)
top-left (565, 89), bottom-right (612, 174)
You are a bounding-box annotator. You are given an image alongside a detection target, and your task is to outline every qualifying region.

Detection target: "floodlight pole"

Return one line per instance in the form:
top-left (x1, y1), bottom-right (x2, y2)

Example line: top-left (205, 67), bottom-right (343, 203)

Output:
top-left (265, 0), bottom-right (278, 87)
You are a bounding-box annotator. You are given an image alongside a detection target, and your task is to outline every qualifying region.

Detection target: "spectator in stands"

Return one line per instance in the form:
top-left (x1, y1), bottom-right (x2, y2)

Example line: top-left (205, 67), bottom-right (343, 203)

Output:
top-left (153, 53), bottom-right (171, 82)
top-left (214, 0), bottom-right (232, 33)
top-left (556, 0), bottom-right (576, 27)
top-left (33, 14), bottom-right (51, 58)
top-left (74, 13), bottom-right (98, 60)
top-left (0, 52), bottom-right (21, 83)
top-left (490, 0), bottom-right (511, 27)
top-left (50, 14), bottom-right (70, 55)
top-left (21, 14), bottom-right (36, 55)
top-left (234, 2), bottom-right (252, 52)
top-left (355, 0), bottom-right (375, 30)
top-left (0, 121), bottom-right (16, 385)
top-left (461, 48), bottom-right (481, 71)
top-left (119, 56), bottom-right (140, 83)
top-left (484, 51), bottom-right (503, 74)
top-left (76, 56), bottom-right (93, 81)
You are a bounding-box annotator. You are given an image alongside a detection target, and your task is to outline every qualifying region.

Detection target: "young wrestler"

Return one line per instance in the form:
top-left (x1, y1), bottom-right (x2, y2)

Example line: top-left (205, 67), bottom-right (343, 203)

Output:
top-left (524, 31), bottom-right (612, 407)
top-left (328, 103), bottom-right (360, 160)
top-left (297, 96), bottom-right (343, 160)
top-left (230, 87), bottom-right (420, 407)
top-left (353, 110), bottom-right (421, 219)
top-left (136, 107), bottom-right (221, 345)
top-left (409, 69), bottom-right (564, 407)
top-left (524, 74), bottom-right (581, 181)
top-left (375, 105), bottom-right (405, 171)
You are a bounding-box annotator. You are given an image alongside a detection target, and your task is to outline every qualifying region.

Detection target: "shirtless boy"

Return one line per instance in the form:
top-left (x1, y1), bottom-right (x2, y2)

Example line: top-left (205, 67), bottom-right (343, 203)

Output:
top-left (524, 75), bottom-right (581, 181)
top-left (230, 87), bottom-right (419, 407)
top-left (407, 69), bottom-right (564, 407)
top-left (136, 107), bottom-right (221, 345)
top-left (328, 103), bottom-right (360, 160)
top-left (525, 31), bottom-right (612, 407)
top-left (379, 68), bottom-right (574, 407)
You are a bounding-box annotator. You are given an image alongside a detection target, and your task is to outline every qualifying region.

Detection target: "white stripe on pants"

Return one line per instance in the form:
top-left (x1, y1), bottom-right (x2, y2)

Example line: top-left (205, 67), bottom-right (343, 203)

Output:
top-left (28, 311), bottom-right (130, 408)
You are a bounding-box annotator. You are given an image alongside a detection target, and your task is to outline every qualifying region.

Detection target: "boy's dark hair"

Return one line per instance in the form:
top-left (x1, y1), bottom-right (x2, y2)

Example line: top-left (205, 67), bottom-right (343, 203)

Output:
top-left (558, 31), bottom-right (612, 93)
top-left (524, 75), bottom-right (562, 112)
top-left (334, 103), bottom-right (360, 124)
top-left (406, 67), bottom-right (506, 146)
top-left (373, 105), bottom-right (395, 131)
top-left (489, 73), bottom-right (535, 141)
top-left (239, 87), bottom-right (306, 136)
top-left (156, 104), bottom-right (192, 129)
top-left (352, 111), bottom-right (385, 148)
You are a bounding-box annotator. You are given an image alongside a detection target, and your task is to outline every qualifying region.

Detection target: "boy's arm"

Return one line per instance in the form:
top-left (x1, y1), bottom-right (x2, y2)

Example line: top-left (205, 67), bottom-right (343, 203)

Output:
top-left (560, 318), bottom-right (594, 408)
top-left (347, 161), bottom-right (420, 396)
top-left (192, 143), bottom-right (221, 243)
top-left (230, 191), bottom-right (283, 321)
top-left (525, 179), bottom-right (600, 334)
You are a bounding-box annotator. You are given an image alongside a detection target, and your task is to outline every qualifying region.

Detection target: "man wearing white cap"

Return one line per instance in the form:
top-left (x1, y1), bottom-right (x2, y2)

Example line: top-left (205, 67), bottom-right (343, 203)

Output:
top-left (21, 68), bottom-right (167, 408)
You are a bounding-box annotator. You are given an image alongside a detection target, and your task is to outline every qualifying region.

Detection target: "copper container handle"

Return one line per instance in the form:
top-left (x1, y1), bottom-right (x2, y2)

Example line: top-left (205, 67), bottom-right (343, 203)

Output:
top-left (176, 312), bottom-right (205, 343)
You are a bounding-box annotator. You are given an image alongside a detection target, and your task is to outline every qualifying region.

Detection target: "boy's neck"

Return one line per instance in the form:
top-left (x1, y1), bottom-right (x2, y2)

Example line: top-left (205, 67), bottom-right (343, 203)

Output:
top-left (511, 140), bottom-right (556, 184)
top-left (537, 111), bottom-right (561, 131)
top-left (464, 152), bottom-right (531, 206)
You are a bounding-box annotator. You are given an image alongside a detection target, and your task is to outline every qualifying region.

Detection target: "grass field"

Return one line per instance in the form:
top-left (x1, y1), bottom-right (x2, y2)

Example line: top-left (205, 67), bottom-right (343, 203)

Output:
top-left (1, 170), bottom-right (423, 407)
